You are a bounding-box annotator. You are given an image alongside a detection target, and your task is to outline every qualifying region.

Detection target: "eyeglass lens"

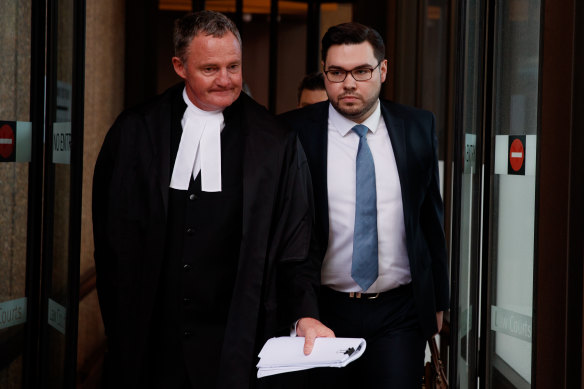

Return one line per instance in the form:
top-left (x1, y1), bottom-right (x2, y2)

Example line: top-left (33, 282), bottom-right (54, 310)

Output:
top-left (325, 62), bottom-right (381, 83)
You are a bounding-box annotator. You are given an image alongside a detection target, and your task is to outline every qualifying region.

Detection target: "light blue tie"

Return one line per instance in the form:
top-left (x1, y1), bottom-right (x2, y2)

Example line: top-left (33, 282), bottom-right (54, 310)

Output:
top-left (351, 124), bottom-right (379, 291)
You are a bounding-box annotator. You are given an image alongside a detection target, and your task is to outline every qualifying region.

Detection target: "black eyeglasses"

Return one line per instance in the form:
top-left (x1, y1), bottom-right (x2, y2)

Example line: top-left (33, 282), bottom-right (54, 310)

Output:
top-left (323, 61), bottom-right (383, 83)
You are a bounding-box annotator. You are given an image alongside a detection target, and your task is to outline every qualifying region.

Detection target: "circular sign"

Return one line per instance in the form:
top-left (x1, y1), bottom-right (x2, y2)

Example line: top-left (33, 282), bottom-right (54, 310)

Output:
top-left (0, 124), bottom-right (15, 159)
top-left (509, 138), bottom-right (525, 172)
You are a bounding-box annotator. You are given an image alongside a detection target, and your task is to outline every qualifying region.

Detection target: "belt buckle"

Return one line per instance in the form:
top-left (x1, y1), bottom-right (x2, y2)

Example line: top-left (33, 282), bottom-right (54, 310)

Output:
top-left (348, 292), bottom-right (379, 299)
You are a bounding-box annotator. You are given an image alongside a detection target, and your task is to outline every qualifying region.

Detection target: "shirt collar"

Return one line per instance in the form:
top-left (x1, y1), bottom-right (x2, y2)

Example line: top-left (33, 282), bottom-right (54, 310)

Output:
top-left (182, 87), bottom-right (224, 118)
top-left (328, 99), bottom-right (381, 137)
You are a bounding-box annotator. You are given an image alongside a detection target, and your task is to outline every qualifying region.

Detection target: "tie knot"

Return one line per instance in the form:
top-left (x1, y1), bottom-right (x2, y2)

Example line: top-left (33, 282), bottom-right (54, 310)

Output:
top-left (352, 124), bottom-right (369, 138)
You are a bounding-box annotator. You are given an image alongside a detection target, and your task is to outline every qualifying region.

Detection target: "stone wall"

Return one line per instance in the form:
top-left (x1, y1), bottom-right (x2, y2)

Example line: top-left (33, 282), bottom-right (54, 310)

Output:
top-left (76, 0), bottom-right (125, 383)
top-left (0, 0), bottom-right (31, 387)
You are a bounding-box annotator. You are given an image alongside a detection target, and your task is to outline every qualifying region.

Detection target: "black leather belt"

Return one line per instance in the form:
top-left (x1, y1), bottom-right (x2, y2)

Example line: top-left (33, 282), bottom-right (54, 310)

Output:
top-left (322, 287), bottom-right (383, 300)
top-left (322, 283), bottom-right (412, 301)
top-left (347, 291), bottom-right (380, 299)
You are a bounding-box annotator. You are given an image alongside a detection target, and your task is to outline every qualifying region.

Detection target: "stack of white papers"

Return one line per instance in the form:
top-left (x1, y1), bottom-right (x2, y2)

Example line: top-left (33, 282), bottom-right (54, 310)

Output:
top-left (257, 337), bottom-right (366, 378)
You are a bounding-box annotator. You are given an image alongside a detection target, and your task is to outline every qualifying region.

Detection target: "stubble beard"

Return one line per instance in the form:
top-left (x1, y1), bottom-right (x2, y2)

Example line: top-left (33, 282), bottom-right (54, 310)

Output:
top-left (331, 91), bottom-right (379, 122)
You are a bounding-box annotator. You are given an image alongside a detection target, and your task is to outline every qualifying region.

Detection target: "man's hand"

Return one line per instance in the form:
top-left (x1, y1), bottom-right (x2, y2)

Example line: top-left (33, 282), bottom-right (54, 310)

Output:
top-left (296, 317), bottom-right (335, 355)
top-left (435, 311), bottom-right (444, 336)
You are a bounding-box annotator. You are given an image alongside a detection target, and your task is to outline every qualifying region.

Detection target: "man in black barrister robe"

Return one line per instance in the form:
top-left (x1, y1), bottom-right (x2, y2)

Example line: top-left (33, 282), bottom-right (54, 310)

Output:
top-left (92, 11), bottom-right (332, 389)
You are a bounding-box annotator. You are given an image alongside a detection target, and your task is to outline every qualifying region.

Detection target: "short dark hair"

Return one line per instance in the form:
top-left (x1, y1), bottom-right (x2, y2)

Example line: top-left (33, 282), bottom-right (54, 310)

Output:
top-left (321, 22), bottom-right (385, 64)
top-left (174, 10), bottom-right (242, 63)
top-left (297, 72), bottom-right (325, 103)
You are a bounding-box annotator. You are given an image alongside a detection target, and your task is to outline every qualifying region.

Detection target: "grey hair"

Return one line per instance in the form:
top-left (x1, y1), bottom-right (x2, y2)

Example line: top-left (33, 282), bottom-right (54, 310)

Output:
top-left (173, 10), bottom-right (242, 63)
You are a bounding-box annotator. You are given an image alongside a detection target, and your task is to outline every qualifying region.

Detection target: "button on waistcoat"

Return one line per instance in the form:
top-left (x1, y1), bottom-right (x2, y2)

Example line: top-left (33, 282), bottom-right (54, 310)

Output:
top-left (151, 119), bottom-right (243, 388)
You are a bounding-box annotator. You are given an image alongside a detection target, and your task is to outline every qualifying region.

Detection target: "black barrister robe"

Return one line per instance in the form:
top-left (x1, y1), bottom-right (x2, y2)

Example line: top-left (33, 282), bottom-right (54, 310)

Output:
top-left (92, 84), bottom-right (320, 388)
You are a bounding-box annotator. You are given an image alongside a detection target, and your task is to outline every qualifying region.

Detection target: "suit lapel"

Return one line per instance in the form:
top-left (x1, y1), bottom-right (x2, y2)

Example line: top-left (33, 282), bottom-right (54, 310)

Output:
top-left (305, 101), bottom-right (407, 249)
top-left (380, 101), bottom-right (409, 218)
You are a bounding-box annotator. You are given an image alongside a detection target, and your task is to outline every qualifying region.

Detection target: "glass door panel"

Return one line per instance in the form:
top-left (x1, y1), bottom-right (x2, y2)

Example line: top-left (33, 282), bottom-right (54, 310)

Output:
top-left (41, 0), bottom-right (77, 387)
top-left (487, 1), bottom-right (541, 387)
top-left (421, 0), bottom-right (450, 166)
top-left (454, 0), bottom-right (485, 387)
top-left (0, 0), bottom-right (82, 387)
top-left (0, 1), bottom-right (32, 388)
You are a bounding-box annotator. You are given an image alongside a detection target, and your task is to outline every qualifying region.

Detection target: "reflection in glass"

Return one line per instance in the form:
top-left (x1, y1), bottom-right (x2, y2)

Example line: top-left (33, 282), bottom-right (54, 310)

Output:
top-left (456, 0), bottom-right (484, 387)
top-left (421, 0), bottom-right (450, 163)
top-left (489, 1), bottom-right (541, 387)
top-left (44, 0), bottom-right (74, 387)
top-left (0, 2), bottom-right (32, 388)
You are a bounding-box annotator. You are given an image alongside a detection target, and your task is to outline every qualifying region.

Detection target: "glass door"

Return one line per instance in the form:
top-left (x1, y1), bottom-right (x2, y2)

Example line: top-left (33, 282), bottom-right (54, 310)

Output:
top-left (41, 0), bottom-right (76, 387)
top-left (451, 0), bottom-right (486, 387)
top-left (485, 1), bottom-right (541, 387)
top-left (0, 2), bottom-right (35, 388)
top-left (451, 1), bottom-right (542, 388)
top-left (0, 0), bottom-right (85, 388)
top-left (40, 0), bottom-right (85, 388)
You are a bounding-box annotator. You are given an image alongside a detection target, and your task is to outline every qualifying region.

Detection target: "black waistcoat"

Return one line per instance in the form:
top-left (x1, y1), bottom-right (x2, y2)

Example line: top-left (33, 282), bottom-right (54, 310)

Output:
top-left (150, 113), bottom-right (244, 388)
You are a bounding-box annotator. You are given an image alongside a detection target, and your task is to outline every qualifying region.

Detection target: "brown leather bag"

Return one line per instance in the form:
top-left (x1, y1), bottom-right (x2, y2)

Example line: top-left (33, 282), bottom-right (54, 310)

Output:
top-left (423, 337), bottom-right (449, 389)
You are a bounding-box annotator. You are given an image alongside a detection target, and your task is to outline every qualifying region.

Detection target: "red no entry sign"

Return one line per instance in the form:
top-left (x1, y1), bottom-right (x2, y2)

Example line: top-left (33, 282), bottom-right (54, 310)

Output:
top-left (0, 122), bottom-right (16, 160)
top-left (508, 135), bottom-right (526, 175)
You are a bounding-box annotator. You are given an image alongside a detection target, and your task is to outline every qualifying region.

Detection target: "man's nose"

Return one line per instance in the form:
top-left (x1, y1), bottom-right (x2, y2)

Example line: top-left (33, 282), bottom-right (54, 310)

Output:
top-left (215, 68), bottom-right (230, 86)
top-left (342, 73), bottom-right (357, 89)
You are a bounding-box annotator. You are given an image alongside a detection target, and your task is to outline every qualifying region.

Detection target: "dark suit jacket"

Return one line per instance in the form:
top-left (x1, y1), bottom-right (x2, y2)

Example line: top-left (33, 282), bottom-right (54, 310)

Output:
top-left (279, 100), bottom-right (449, 339)
top-left (92, 84), bottom-right (320, 388)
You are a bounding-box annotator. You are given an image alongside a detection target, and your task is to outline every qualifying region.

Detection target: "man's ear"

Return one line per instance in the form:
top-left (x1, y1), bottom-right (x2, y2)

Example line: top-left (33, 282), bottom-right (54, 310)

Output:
top-left (380, 59), bottom-right (388, 83)
top-left (172, 57), bottom-right (186, 79)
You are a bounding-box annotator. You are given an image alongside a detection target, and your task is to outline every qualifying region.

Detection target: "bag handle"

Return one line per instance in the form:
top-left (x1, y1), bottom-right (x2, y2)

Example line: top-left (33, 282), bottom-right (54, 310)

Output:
top-left (429, 337), bottom-right (449, 388)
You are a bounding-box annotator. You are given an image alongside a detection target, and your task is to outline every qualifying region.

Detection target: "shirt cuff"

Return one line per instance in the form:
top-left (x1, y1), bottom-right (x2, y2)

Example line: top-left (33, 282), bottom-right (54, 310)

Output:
top-left (290, 319), bottom-right (300, 337)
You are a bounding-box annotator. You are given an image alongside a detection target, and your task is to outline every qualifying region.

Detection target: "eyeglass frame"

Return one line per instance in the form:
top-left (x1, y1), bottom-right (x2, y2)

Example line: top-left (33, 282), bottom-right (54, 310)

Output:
top-left (323, 60), bottom-right (384, 83)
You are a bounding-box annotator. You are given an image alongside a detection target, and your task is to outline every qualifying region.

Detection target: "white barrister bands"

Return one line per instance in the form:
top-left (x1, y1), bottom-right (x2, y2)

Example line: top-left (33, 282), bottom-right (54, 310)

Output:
top-left (170, 88), bottom-right (224, 192)
top-left (257, 337), bottom-right (366, 378)
top-left (198, 114), bottom-right (222, 191)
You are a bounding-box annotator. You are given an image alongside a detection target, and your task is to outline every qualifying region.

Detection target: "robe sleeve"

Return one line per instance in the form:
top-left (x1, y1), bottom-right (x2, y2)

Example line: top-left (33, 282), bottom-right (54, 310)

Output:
top-left (92, 119), bottom-right (123, 341)
top-left (271, 133), bottom-right (321, 327)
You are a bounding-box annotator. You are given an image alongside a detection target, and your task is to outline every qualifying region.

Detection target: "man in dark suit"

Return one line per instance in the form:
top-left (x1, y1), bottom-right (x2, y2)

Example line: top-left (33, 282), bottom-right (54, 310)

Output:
top-left (92, 11), bottom-right (332, 389)
top-left (280, 22), bottom-right (449, 388)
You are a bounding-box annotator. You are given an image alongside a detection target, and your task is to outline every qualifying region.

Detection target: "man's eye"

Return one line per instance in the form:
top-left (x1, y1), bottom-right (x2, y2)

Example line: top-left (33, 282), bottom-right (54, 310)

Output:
top-left (354, 69), bottom-right (370, 75)
top-left (203, 67), bottom-right (218, 74)
top-left (228, 64), bottom-right (240, 72)
top-left (329, 70), bottom-right (344, 76)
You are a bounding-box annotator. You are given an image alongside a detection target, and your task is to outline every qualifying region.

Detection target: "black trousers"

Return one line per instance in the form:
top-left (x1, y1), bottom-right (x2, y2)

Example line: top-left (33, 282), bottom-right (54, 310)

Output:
top-left (301, 283), bottom-right (426, 389)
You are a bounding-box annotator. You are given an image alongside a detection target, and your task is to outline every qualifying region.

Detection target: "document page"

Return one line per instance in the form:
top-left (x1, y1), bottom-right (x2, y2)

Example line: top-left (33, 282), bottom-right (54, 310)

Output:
top-left (257, 337), bottom-right (366, 378)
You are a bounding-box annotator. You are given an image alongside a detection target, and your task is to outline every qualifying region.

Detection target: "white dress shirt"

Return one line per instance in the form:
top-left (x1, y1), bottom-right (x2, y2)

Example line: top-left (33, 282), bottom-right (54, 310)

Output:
top-left (323, 101), bottom-right (411, 293)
